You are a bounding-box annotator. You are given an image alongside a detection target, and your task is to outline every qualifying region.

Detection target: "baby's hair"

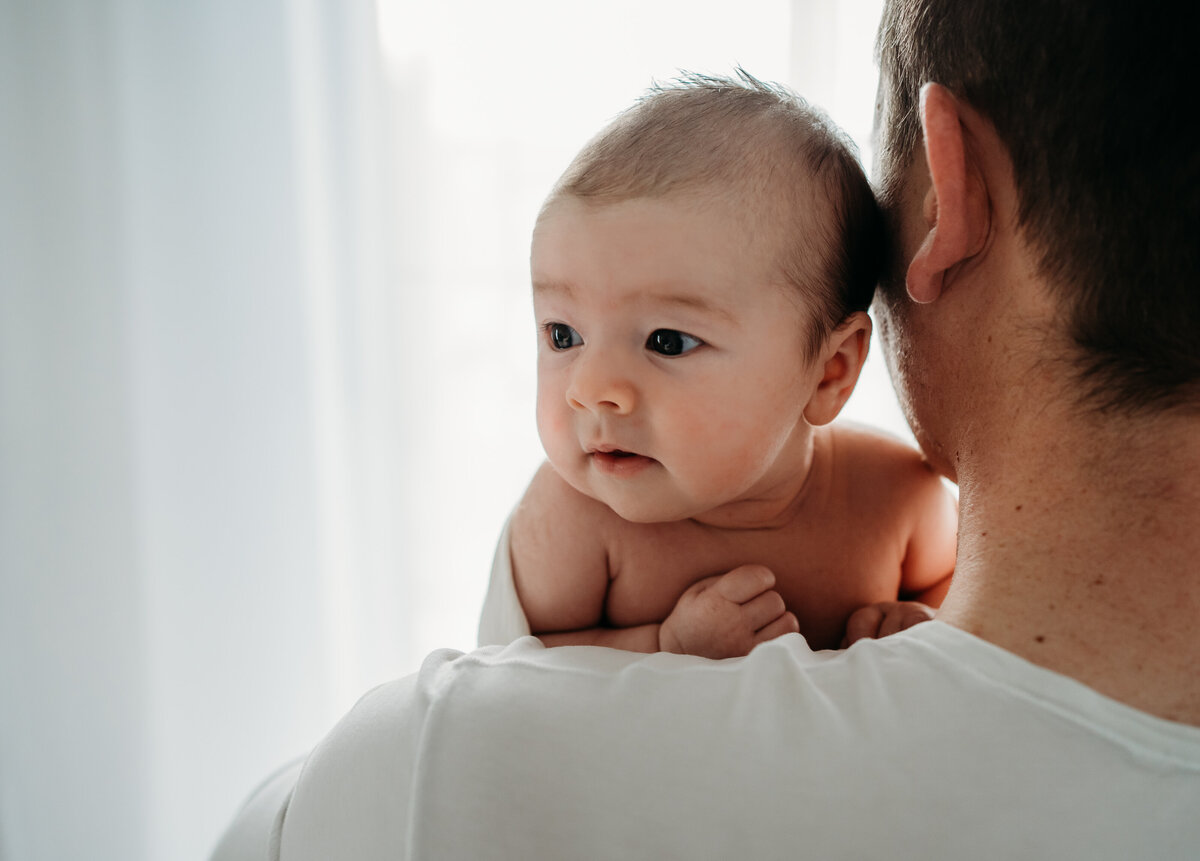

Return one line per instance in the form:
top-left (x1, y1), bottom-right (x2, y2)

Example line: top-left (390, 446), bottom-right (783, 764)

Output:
top-left (547, 69), bottom-right (883, 355)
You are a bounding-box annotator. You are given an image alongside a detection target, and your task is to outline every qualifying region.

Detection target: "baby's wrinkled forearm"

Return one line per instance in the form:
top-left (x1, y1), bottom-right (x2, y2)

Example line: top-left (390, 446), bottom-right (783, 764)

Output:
top-left (536, 623), bottom-right (662, 653)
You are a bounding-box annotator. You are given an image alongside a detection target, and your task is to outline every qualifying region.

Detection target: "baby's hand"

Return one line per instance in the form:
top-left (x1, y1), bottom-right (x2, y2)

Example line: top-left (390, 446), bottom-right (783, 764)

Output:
top-left (659, 565), bottom-right (799, 659)
top-left (841, 601), bottom-right (935, 647)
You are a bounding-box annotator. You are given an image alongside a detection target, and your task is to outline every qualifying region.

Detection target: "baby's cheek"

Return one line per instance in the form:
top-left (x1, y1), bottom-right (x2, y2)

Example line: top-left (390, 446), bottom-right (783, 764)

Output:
top-left (535, 401), bottom-right (570, 446)
top-left (703, 416), bottom-right (787, 480)
top-left (672, 413), bottom-right (751, 479)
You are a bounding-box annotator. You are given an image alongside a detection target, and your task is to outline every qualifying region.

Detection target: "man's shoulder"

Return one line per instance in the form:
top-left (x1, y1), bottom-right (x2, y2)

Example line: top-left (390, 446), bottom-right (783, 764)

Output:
top-left (428, 624), bottom-right (967, 718)
top-left (269, 626), bottom-right (1200, 860)
top-left (438, 623), bottom-right (1200, 758)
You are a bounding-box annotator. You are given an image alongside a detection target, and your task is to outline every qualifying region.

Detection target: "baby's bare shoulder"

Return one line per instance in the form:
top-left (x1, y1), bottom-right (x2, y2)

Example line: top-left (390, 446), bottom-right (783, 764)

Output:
top-left (829, 422), bottom-right (929, 465)
top-left (828, 423), bottom-right (944, 502)
top-left (517, 461), bottom-right (620, 525)
top-left (509, 463), bottom-right (625, 631)
top-left (825, 425), bottom-right (957, 597)
top-left (512, 462), bottom-right (624, 561)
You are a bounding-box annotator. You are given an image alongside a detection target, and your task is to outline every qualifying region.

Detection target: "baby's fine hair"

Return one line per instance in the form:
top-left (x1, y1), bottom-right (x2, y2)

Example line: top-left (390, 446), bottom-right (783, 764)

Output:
top-left (549, 69), bottom-right (883, 355)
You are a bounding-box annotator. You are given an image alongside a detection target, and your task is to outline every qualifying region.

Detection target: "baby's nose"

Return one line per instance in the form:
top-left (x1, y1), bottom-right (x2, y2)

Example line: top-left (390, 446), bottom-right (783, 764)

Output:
top-left (565, 349), bottom-right (637, 415)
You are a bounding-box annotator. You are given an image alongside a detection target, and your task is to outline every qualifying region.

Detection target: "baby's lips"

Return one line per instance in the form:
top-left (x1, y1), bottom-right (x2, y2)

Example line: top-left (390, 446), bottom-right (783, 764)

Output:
top-left (588, 444), bottom-right (643, 458)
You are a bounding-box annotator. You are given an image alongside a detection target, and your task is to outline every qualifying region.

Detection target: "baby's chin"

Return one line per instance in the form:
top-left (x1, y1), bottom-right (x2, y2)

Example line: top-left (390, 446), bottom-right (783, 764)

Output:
top-left (590, 488), bottom-right (707, 526)
top-left (550, 456), bottom-right (709, 523)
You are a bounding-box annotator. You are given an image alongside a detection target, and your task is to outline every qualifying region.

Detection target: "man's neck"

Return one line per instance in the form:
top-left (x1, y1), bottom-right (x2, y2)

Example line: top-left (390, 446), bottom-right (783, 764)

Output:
top-left (935, 407), bottom-right (1200, 725)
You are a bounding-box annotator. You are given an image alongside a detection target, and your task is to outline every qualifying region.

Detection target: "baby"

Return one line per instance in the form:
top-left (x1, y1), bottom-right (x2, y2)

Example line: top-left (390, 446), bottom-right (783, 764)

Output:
top-left (495, 71), bottom-right (956, 657)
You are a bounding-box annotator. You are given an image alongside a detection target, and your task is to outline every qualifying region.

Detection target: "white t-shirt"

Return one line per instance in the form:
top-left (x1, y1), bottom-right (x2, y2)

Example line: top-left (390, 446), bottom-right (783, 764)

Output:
top-left (214, 622), bottom-right (1200, 861)
top-left (477, 513), bottom-right (530, 646)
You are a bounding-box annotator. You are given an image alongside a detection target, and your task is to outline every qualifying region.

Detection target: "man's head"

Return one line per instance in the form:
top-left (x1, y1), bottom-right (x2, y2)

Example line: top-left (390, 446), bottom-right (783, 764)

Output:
top-left (875, 0), bottom-right (1200, 415)
top-left (545, 70), bottom-right (883, 357)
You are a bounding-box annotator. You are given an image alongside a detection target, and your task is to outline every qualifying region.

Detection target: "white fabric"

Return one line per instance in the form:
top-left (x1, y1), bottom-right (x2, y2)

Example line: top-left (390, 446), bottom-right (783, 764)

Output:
top-left (2, 3), bottom-right (403, 859)
top-left (209, 759), bottom-right (303, 861)
top-left (212, 621), bottom-right (1200, 860)
top-left (477, 514), bottom-right (532, 646)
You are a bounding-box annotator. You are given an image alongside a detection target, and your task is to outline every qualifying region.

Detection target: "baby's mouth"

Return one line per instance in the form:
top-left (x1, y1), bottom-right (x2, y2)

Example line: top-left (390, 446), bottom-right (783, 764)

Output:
top-left (589, 447), bottom-right (656, 475)
top-left (589, 445), bottom-right (644, 459)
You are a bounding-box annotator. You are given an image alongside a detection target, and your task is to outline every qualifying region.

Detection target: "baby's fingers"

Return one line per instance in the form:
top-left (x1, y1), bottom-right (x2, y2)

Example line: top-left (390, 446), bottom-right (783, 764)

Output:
top-left (843, 604), bottom-right (885, 647)
top-left (712, 565), bottom-right (776, 604)
top-left (879, 603), bottom-right (934, 637)
top-left (754, 610), bottom-right (800, 645)
top-left (742, 589), bottom-right (788, 631)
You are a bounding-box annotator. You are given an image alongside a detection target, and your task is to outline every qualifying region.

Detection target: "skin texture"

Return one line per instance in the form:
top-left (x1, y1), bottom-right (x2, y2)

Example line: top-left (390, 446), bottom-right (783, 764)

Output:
top-left (874, 82), bottom-right (1200, 725)
top-left (511, 192), bottom-right (957, 655)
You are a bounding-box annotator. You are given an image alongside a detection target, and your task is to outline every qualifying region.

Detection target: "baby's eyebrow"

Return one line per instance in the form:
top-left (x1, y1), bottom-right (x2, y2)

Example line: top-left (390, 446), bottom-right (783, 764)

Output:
top-left (531, 279), bottom-right (574, 299)
top-left (533, 278), bottom-right (737, 324)
top-left (650, 292), bottom-right (738, 324)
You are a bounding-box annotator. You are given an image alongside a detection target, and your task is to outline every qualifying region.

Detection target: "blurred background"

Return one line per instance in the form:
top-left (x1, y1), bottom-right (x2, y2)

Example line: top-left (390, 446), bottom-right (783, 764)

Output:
top-left (0, 0), bottom-right (893, 858)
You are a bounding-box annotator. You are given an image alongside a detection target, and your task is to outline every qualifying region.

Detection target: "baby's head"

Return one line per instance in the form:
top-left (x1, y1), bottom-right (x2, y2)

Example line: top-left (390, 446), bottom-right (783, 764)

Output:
top-left (540, 70), bottom-right (883, 357)
top-left (531, 72), bottom-right (884, 523)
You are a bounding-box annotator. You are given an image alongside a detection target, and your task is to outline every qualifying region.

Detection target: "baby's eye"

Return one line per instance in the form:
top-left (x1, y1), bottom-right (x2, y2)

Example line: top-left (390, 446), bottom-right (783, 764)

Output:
top-left (646, 329), bottom-right (703, 357)
top-left (545, 322), bottom-right (583, 351)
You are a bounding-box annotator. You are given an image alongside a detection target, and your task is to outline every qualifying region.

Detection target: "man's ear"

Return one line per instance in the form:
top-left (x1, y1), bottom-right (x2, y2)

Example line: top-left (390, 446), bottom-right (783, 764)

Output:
top-left (906, 83), bottom-right (989, 304)
top-left (804, 312), bottom-right (871, 426)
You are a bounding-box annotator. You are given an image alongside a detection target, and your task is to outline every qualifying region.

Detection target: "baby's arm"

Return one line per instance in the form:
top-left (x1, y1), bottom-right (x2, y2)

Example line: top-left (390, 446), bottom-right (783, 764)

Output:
top-left (511, 463), bottom-right (797, 655)
top-left (845, 456), bottom-right (958, 645)
top-left (658, 566), bottom-right (800, 658)
top-left (511, 463), bottom-right (663, 652)
top-left (897, 466), bottom-right (958, 604)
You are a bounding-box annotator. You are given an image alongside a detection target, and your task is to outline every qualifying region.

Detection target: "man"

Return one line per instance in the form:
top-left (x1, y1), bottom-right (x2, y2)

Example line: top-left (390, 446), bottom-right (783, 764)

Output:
top-left (214, 2), bottom-right (1200, 858)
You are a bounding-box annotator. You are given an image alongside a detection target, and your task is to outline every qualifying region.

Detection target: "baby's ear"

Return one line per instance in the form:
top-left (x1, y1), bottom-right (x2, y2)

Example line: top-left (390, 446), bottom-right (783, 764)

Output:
top-left (803, 311), bottom-right (871, 426)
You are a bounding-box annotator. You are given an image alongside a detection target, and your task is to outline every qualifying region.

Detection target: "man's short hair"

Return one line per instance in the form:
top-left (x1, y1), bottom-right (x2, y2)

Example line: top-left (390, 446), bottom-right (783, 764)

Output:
top-left (876, 1), bottom-right (1200, 413)
top-left (548, 70), bottom-right (883, 356)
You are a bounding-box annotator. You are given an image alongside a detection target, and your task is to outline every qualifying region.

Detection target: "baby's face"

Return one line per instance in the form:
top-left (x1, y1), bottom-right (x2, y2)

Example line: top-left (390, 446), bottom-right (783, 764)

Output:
top-left (531, 194), bottom-right (825, 524)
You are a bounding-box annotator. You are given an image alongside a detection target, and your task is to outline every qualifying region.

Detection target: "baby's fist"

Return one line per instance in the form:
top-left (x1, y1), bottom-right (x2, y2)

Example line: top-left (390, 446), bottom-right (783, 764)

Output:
top-left (842, 601), bottom-right (935, 647)
top-left (659, 565), bottom-right (799, 659)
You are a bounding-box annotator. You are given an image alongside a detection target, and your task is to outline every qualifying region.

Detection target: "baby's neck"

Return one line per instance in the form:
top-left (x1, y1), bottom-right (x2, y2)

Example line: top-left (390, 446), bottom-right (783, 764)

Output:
top-left (688, 428), bottom-right (823, 531)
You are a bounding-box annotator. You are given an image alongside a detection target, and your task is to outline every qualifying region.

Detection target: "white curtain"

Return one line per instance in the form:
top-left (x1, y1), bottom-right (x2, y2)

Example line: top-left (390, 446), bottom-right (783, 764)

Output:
top-left (0, 1), bottom-right (887, 859)
top-left (1, 1), bottom-right (410, 857)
